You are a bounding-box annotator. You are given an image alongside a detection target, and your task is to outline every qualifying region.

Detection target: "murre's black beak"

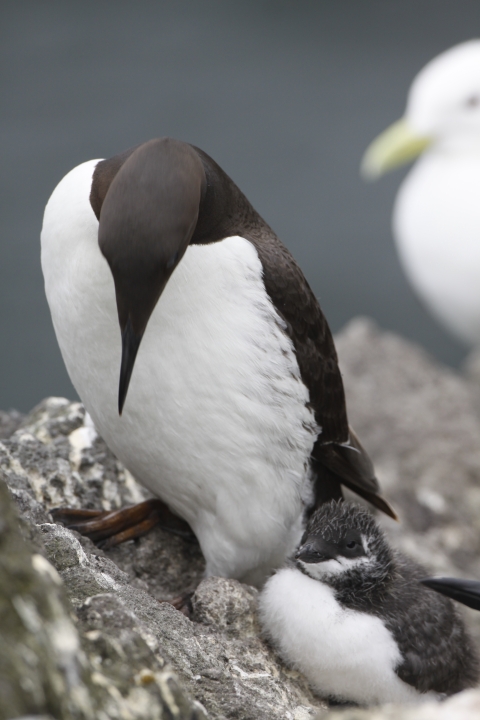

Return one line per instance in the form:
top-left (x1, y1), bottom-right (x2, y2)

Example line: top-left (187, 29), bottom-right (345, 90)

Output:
top-left (94, 138), bottom-right (206, 415)
top-left (421, 577), bottom-right (480, 611)
top-left (118, 319), bottom-right (143, 415)
top-left (295, 539), bottom-right (337, 563)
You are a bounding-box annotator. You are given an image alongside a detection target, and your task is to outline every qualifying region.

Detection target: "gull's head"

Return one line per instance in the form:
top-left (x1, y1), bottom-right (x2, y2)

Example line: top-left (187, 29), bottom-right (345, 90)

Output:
top-left (362, 40), bottom-right (480, 180)
top-left (295, 500), bottom-right (392, 583)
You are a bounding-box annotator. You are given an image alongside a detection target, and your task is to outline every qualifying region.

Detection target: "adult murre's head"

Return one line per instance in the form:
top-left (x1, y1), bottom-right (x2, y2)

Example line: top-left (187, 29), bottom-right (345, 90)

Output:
top-left (295, 501), bottom-right (393, 586)
top-left (89, 136), bottom-right (267, 415)
top-left (91, 138), bottom-right (207, 414)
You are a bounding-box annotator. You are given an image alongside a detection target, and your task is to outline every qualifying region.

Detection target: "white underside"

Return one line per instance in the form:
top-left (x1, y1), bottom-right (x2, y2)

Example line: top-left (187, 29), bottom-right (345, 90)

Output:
top-left (40, 160), bottom-right (318, 585)
top-left (259, 568), bottom-right (435, 705)
top-left (393, 150), bottom-right (480, 346)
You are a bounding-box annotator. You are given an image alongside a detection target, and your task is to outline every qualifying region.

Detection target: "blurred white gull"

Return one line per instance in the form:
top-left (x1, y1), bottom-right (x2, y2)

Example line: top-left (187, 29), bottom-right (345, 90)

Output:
top-left (362, 40), bottom-right (480, 346)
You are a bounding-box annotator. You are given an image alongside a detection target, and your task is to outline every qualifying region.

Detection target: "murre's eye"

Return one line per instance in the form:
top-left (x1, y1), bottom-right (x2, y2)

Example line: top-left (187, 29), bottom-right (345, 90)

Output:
top-left (346, 540), bottom-right (357, 549)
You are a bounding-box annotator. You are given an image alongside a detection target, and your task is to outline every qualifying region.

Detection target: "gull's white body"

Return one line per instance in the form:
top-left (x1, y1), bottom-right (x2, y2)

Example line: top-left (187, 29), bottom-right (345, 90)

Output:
top-left (382, 41), bottom-right (480, 346)
top-left (41, 160), bottom-right (318, 585)
top-left (394, 148), bottom-right (480, 345)
top-left (259, 567), bottom-right (432, 705)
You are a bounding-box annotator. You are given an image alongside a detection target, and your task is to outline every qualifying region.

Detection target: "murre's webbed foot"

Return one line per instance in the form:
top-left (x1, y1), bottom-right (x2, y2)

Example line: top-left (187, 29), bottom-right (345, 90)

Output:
top-left (50, 498), bottom-right (196, 549)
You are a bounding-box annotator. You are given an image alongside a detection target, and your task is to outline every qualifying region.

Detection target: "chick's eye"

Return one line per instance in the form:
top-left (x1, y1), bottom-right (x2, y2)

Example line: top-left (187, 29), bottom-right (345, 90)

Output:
top-left (346, 540), bottom-right (357, 549)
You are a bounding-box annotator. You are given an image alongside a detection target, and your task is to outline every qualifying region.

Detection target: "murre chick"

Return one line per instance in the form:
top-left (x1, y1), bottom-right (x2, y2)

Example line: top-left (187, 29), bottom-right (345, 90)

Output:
top-left (41, 137), bottom-right (395, 587)
top-left (259, 501), bottom-right (478, 705)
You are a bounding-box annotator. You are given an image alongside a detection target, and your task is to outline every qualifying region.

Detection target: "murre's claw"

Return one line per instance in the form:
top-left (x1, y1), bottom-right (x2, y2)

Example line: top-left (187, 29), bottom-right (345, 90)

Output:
top-left (51, 498), bottom-right (196, 547)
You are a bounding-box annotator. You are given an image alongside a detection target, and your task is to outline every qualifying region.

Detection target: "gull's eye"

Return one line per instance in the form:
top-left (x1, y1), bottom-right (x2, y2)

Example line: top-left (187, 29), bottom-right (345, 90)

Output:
top-left (465, 94), bottom-right (480, 108)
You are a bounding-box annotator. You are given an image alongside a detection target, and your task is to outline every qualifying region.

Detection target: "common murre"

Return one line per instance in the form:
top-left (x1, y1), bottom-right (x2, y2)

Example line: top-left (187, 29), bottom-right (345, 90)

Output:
top-left (41, 137), bottom-right (395, 586)
top-left (259, 501), bottom-right (478, 704)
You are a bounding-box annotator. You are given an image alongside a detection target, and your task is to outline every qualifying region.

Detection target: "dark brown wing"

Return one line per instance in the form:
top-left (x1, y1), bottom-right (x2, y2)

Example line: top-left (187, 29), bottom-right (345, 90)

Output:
top-left (245, 231), bottom-right (396, 518)
top-left (251, 232), bottom-right (349, 444)
top-left (190, 143), bottom-right (396, 518)
top-left (190, 144), bottom-right (349, 443)
top-left (312, 428), bottom-right (398, 519)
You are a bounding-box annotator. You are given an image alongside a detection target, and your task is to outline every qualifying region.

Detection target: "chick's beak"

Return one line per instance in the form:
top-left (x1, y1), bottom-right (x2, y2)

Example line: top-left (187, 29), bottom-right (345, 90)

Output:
top-left (295, 541), bottom-right (337, 563)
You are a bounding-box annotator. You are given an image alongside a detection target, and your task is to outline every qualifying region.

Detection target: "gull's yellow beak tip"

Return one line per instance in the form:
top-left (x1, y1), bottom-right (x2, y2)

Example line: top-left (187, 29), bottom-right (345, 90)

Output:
top-left (360, 118), bottom-right (432, 181)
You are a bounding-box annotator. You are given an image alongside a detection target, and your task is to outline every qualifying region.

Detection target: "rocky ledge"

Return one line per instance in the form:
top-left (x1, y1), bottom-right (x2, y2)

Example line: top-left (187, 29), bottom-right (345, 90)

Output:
top-left (2, 317), bottom-right (480, 720)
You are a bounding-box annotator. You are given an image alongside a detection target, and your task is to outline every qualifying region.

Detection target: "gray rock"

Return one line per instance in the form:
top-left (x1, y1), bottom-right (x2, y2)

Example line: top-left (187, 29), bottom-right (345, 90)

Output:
top-left (11, 397), bottom-right (149, 513)
top-left (1, 397), bottom-right (324, 719)
top-left (0, 408), bottom-right (24, 438)
top-left (0, 474), bottom-right (210, 720)
top-left (192, 577), bottom-right (258, 636)
top-left (105, 524), bottom-right (205, 601)
top-left (463, 345), bottom-right (480, 386)
top-left (4, 320), bottom-right (480, 719)
top-left (38, 522), bottom-right (321, 718)
top-left (0, 477), bottom-right (93, 720)
top-left (463, 346), bottom-right (480, 419)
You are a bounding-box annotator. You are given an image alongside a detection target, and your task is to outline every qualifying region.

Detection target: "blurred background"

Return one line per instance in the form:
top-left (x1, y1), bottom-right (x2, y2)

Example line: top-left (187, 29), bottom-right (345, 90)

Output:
top-left (2, 0), bottom-right (480, 411)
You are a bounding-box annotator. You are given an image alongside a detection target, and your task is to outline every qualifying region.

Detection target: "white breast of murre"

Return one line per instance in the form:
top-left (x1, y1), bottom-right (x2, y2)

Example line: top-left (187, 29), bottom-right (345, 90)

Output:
top-left (259, 567), bottom-right (437, 705)
top-left (394, 150), bottom-right (480, 345)
top-left (41, 160), bottom-right (318, 586)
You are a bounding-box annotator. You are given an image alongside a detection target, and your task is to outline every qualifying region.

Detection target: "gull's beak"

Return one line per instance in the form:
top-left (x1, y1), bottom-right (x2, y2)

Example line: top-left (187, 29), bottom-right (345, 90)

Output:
top-left (361, 118), bottom-right (432, 181)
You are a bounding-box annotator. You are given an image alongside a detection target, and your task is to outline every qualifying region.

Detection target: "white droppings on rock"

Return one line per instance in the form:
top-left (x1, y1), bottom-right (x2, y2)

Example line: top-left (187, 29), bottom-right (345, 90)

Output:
top-left (69, 424), bottom-right (98, 470)
top-left (101, 477), bottom-right (122, 507)
top-left (122, 466), bottom-right (149, 504)
top-left (48, 616), bottom-right (80, 656)
top-left (231, 664), bottom-right (271, 679)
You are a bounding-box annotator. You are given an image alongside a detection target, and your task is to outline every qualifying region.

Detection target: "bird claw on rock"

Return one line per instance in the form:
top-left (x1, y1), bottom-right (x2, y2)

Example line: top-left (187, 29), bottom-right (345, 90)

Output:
top-left (50, 498), bottom-right (197, 548)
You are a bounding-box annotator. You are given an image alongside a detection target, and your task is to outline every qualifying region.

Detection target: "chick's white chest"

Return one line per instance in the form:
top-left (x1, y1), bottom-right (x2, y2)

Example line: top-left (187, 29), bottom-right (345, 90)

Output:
top-left (40, 160), bottom-right (318, 584)
top-left (259, 568), bottom-right (425, 705)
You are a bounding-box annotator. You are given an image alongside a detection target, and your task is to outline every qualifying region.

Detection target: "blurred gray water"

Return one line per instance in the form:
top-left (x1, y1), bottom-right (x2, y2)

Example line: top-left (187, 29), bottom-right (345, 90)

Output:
top-left (2, 0), bottom-right (480, 411)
